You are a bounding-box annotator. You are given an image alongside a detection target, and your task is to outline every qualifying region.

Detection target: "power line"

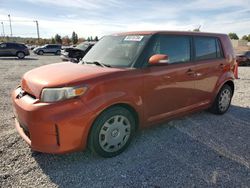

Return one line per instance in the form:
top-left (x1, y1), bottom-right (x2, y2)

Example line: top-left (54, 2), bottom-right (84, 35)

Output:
top-left (0, 20), bottom-right (36, 22)
top-left (8, 14), bottom-right (12, 37)
top-left (1, 22), bottom-right (5, 37)
top-left (34, 20), bottom-right (40, 42)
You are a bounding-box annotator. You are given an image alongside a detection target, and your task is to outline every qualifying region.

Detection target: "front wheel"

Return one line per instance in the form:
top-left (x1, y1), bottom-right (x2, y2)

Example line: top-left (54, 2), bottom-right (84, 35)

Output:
top-left (88, 106), bottom-right (136, 158)
top-left (209, 84), bottom-right (232, 114)
top-left (38, 50), bottom-right (44, 55)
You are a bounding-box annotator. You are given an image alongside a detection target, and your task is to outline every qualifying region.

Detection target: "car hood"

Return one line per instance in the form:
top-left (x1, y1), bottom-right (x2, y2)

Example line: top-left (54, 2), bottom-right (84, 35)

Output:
top-left (21, 62), bottom-right (123, 98)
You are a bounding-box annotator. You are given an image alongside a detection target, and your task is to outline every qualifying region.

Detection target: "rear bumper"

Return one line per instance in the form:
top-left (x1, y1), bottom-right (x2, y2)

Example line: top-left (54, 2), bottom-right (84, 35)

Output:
top-left (12, 87), bottom-right (94, 154)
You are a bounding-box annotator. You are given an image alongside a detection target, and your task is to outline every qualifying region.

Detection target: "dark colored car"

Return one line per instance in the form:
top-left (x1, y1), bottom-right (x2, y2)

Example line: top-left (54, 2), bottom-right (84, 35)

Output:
top-left (236, 51), bottom-right (250, 66)
top-left (33, 44), bottom-right (61, 55)
top-left (60, 42), bottom-right (95, 62)
top-left (0, 42), bottom-right (30, 59)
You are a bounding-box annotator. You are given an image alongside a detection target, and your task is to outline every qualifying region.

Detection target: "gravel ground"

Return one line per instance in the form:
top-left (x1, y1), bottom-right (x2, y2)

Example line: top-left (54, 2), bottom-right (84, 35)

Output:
top-left (0, 54), bottom-right (250, 187)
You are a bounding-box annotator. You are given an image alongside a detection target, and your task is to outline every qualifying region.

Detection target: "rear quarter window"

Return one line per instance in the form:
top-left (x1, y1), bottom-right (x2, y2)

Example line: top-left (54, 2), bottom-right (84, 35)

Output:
top-left (194, 37), bottom-right (223, 61)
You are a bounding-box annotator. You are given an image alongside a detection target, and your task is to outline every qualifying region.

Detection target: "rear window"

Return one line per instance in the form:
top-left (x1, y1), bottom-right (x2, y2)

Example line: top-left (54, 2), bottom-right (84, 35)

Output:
top-left (194, 37), bottom-right (223, 60)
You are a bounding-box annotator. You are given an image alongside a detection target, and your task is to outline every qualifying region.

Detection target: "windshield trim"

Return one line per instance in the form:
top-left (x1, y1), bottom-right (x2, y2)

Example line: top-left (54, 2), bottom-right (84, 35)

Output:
top-left (129, 34), bottom-right (153, 68)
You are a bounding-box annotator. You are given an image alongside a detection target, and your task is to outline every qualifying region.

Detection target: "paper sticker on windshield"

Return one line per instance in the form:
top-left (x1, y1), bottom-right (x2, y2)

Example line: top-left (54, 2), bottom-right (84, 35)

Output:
top-left (124, 36), bottom-right (144, 41)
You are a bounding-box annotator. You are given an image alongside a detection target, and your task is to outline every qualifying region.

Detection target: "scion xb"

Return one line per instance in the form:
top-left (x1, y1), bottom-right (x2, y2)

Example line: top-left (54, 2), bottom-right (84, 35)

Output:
top-left (12, 31), bottom-right (235, 157)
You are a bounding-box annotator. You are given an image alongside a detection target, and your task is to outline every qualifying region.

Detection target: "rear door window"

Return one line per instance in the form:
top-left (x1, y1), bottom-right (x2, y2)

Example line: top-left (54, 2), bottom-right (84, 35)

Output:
top-left (194, 37), bottom-right (223, 60)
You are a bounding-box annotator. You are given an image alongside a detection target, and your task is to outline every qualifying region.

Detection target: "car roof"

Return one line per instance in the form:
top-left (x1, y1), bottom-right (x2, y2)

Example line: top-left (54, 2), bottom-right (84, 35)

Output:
top-left (114, 30), bottom-right (227, 37)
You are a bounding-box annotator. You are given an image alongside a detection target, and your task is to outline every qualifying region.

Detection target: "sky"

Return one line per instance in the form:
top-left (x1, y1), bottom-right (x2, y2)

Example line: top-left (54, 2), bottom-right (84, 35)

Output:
top-left (0, 0), bottom-right (249, 39)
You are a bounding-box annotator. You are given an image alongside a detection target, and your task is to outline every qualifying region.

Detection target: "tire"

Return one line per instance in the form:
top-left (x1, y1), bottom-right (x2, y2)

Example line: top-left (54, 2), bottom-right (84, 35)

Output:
top-left (55, 50), bottom-right (61, 55)
top-left (38, 50), bottom-right (44, 55)
top-left (209, 84), bottom-right (232, 115)
top-left (17, 52), bottom-right (25, 59)
top-left (88, 106), bottom-right (136, 158)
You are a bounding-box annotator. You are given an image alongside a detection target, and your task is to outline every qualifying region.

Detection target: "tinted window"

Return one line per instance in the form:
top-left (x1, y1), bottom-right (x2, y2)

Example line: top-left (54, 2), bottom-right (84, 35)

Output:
top-left (195, 37), bottom-right (222, 60)
top-left (7, 43), bottom-right (16, 48)
top-left (0, 43), bottom-right (6, 48)
top-left (50, 45), bottom-right (61, 48)
top-left (149, 35), bottom-right (191, 64)
top-left (246, 51), bottom-right (250, 57)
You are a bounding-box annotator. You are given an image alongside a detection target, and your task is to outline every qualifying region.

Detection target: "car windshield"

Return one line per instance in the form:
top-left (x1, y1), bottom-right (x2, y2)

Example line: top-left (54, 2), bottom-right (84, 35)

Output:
top-left (81, 35), bottom-right (150, 67)
top-left (76, 43), bottom-right (89, 50)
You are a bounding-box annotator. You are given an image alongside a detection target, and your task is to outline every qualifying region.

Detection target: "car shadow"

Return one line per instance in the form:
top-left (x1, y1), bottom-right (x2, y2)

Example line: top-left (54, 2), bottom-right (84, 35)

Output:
top-left (0, 57), bottom-right (38, 60)
top-left (33, 105), bottom-right (250, 187)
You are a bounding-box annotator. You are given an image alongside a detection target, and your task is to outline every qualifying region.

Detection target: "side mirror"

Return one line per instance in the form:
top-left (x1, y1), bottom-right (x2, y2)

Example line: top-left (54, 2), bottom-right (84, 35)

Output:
top-left (149, 54), bottom-right (169, 65)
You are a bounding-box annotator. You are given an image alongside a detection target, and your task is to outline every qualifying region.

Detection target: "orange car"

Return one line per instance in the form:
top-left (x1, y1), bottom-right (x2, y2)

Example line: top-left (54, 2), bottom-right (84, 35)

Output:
top-left (12, 31), bottom-right (235, 157)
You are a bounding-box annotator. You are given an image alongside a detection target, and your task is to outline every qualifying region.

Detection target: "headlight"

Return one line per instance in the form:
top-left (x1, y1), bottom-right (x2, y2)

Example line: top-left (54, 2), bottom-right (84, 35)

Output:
top-left (41, 86), bottom-right (88, 102)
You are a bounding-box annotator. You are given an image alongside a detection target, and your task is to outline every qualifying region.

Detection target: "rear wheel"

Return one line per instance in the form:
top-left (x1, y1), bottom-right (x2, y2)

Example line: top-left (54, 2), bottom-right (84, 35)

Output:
top-left (88, 106), bottom-right (136, 158)
top-left (55, 50), bottom-right (61, 55)
top-left (209, 84), bottom-right (232, 114)
top-left (17, 52), bottom-right (25, 59)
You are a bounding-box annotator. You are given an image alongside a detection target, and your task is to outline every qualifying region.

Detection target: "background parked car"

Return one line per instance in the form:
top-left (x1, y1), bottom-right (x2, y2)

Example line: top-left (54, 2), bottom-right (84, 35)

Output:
top-left (236, 51), bottom-right (250, 66)
top-left (60, 42), bottom-right (95, 63)
top-left (0, 42), bottom-right (30, 59)
top-left (33, 44), bottom-right (61, 55)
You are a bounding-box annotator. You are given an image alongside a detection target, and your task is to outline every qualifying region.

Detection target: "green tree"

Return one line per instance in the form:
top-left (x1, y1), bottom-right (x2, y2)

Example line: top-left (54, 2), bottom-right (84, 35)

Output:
top-left (193, 28), bottom-right (200, 32)
top-left (242, 35), bottom-right (248, 41)
top-left (90, 36), bottom-right (93, 41)
top-left (54, 34), bottom-right (62, 44)
top-left (51, 37), bottom-right (55, 44)
top-left (87, 37), bottom-right (90, 42)
top-left (228, 33), bottom-right (239, 40)
top-left (94, 36), bottom-right (99, 41)
top-left (248, 34), bottom-right (250, 42)
top-left (71, 31), bottom-right (78, 44)
top-left (62, 36), bottom-right (71, 45)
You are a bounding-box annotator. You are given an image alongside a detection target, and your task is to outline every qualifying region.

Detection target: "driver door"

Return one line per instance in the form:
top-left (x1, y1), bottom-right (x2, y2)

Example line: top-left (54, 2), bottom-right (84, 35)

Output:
top-left (143, 34), bottom-right (198, 124)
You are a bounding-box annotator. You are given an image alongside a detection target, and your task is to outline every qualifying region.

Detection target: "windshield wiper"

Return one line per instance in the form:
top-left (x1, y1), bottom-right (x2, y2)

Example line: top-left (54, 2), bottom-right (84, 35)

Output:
top-left (81, 61), bottom-right (111, 67)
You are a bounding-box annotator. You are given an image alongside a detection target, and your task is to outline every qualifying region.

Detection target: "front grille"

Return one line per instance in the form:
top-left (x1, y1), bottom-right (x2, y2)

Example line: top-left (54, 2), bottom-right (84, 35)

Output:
top-left (16, 87), bottom-right (36, 100)
top-left (26, 92), bottom-right (36, 99)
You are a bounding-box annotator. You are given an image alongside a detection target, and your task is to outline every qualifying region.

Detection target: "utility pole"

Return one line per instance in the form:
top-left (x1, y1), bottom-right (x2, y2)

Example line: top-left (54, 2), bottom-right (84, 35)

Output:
top-left (8, 14), bottom-right (13, 37)
top-left (34, 20), bottom-right (40, 43)
top-left (1, 22), bottom-right (5, 37)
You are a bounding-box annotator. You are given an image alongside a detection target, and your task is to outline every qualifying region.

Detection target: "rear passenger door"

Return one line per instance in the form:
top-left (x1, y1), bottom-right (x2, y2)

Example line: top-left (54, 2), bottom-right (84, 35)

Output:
top-left (192, 36), bottom-right (226, 104)
top-left (143, 35), bottom-right (198, 124)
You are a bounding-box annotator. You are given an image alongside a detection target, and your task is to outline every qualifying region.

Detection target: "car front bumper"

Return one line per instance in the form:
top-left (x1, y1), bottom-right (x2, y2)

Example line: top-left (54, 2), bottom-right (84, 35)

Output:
top-left (12, 87), bottom-right (94, 154)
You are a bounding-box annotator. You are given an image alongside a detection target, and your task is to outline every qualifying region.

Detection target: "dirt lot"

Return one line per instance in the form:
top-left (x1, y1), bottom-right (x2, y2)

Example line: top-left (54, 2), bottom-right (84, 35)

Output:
top-left (0, 54), bottom-right (250, 187)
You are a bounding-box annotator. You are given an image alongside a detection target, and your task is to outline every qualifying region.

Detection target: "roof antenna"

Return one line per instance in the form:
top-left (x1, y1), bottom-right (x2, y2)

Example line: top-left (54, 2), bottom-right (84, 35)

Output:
top-left (193, 25), bottom-right (201, 32)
